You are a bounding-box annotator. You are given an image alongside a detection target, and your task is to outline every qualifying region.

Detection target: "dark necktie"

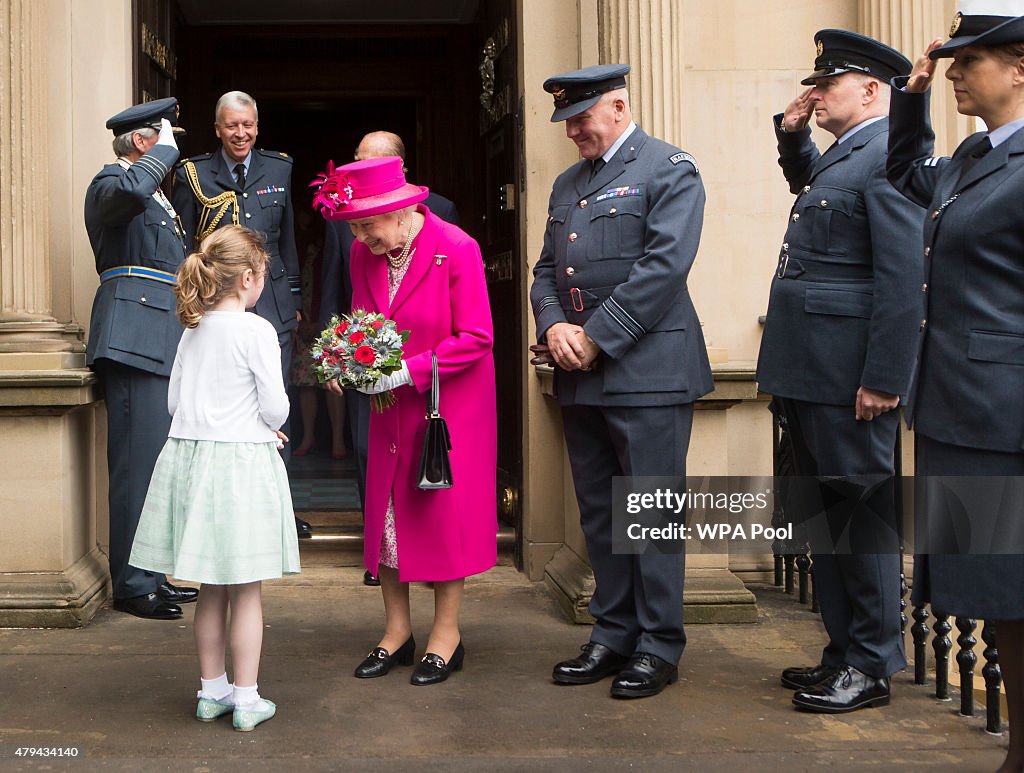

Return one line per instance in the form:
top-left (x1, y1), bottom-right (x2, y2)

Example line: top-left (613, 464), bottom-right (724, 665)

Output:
top-left (234, 162), bottom-right (246, 190)
top-left (959, 136), bottom-right (992, 182)
top-left (590, 158), bottom-right (605, 181)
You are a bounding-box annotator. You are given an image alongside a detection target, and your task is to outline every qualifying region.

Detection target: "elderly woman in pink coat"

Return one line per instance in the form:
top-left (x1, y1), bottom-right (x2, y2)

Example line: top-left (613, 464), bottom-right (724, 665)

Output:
top-left (319, 156), bottom-right (496, 685)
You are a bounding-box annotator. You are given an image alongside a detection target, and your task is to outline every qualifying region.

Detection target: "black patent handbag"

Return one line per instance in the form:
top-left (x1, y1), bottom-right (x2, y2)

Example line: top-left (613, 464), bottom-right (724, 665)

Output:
top-left (416, 354), bottom-right (453, 490)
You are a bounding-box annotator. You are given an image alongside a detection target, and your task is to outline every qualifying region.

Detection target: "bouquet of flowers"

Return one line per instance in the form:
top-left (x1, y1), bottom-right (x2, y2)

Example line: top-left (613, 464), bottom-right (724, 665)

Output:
top-left (311, 310), bottom-right (410, 411)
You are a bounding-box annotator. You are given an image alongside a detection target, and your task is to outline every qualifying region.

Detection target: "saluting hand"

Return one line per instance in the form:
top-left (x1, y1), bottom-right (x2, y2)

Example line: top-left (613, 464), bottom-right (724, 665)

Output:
top-left (906, 38), bottom-right (944, 94)
top-left (855, 386), bottom-right (899, 422)
top-left (781, 88), bottom-right (815, 133)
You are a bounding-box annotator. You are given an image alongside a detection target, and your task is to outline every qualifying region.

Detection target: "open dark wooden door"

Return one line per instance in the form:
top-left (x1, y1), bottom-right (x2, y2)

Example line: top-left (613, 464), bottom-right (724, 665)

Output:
top-left (476, 1), bottom-right (523, 566)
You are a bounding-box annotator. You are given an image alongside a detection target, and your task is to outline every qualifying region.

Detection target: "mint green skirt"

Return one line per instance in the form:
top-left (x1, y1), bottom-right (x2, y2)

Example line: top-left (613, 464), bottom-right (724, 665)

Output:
top-left (130, 438), bottom-right (301, 585)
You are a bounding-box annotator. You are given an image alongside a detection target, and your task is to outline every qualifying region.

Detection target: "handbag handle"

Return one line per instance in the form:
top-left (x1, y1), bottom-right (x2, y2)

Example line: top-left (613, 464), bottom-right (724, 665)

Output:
top-left (428, 353), bottom-right (440, 418)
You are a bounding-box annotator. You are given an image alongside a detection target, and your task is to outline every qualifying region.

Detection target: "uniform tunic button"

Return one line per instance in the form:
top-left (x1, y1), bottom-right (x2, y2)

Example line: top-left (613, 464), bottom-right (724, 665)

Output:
top-left (579, 199), bottom-right (587, 208)
top-left (782, 242), bottom-right (789, 250)
top-left (243, 192), bottom-right (248, 199)
top-left (924, 247), bottom-right (931, 256)
top-left (820, 199), bottom-right (828, 207)
top-left (803, 186), bottom-right (811, 193)
top-left (922, 283), bottom-right (928, 292)
top-left (140, 297), bottom-right (147, 303)
top-left (569, 233), bottom-right (578, 242)
top-left (565, 267), bottom-right (575, 276)
top-left (921, 319), bottom-right (928, 330)
top-left (160, 220), bottom-right (167, 226)
top-left (389, 443), bottom-right (397, 454)
top-left (932, 210), bottom-right (940, 220)
top-left (245, 212), bottom-right (252, 219)
top-left (792, 213), bottom-right (800, 222)
top-left (609, 207), bottom-right (617, 214)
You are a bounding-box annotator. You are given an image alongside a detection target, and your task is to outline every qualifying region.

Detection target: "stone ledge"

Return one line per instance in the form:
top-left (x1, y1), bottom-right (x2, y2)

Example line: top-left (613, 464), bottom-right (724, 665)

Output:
top-left (544, 546), bottom-right (759, 625)
top-left (535, 361), bottom-right (761, 403)
top-left (0, 548), bottom-right (110, 628)
top-left (0, 369), bottom-right (98, 408)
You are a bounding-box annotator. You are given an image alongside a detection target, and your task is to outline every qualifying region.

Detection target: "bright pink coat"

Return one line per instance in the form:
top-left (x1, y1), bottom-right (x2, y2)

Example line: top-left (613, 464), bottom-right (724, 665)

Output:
top-left (350, 207), bottom-right (497, 582)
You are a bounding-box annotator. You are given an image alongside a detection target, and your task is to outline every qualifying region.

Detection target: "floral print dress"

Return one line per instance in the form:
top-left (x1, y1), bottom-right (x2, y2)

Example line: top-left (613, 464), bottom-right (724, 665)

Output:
top-left (378, 252), bottom-right (414, 569)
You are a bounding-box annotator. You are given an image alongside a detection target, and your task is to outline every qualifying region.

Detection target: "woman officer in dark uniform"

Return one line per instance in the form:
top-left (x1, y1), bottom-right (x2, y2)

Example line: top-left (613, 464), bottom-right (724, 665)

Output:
top-left (887, 5), bottom-right (1024, 771)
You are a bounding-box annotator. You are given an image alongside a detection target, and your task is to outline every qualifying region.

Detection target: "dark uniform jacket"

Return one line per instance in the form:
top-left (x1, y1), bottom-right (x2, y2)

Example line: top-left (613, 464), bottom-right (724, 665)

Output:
top-left (319, 192), bottom-right (460, 327)
top-left (530, 126), bottom-right (713, 407)
top-left (85, 144), bottom-right (186, 377)
top-left (172, 148), bottom-right (300, 335)
top-left (757, 116), bottom-right (923, 405)
top-left (888, 85), bottom-right (1024, 453)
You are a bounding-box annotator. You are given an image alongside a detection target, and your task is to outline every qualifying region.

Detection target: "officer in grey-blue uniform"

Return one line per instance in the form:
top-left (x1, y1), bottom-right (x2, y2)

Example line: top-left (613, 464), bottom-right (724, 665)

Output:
top-left (172, 90), bottom-right (309, 536)
top-left (85, 97), bottom-right (197, 620)
top-left (531, 64), bottom-right (713, 699)
top-left (757, 31), bottom-right (922, 713)
top-left (171, 96), bottom-right (300, 361)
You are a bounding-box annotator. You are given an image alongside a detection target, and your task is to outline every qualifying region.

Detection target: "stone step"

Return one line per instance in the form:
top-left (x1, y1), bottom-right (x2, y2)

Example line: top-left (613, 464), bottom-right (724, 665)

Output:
top-left (296, 511), bottom-right (516, 551)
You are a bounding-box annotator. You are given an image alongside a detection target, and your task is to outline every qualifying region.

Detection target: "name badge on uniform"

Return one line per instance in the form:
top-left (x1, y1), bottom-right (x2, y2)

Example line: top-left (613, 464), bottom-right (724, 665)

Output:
top-left (256, 186), bottom-right (287, 195)
top-left (595, 185), bottom-right (641, 203)
top-left (669, 152), bottom-right (699, 174)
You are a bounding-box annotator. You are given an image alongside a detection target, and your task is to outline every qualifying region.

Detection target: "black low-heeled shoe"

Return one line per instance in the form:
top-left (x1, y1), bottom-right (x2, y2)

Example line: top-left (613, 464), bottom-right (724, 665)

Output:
top-left (353, 636), bottom-right (416, 679)
top-left (410, 641), bottom-right (464, 686)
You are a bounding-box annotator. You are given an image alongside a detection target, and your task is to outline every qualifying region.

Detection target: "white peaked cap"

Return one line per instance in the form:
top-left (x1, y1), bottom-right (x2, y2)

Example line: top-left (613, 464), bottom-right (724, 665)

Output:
top-left (957, 0), bottom-right (1024, 16)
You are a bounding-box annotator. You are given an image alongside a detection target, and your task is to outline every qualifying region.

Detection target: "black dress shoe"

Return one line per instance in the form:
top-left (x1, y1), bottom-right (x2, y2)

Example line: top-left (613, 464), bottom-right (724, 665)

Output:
top-left (781, 663), bottom-right (840, 690)
top-left (410, 641), bottom-right (464, 686)
top-left (354, 636), bottom-right (415, 678)
top-left (363, 570), bottom-right (381, 587)
top-left (112, 593), bottom-right (182, 620)
top-left (552, 642), bottom-right (630, 685)
top-left (610, 652), bottom-right (678, 699)
top-left (156, 581), bottom-right (198, 604)
top-left (792, 664), bottom-right (890, 713)
top-left (295, 517), bottom-right (313, 539)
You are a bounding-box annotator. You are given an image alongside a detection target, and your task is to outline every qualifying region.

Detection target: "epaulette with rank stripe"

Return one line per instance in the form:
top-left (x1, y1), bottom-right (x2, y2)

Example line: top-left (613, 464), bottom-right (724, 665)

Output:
top-left (256, 149), bottom-right (293, 164)
top-left (175, 152), bottom-right (212, 168)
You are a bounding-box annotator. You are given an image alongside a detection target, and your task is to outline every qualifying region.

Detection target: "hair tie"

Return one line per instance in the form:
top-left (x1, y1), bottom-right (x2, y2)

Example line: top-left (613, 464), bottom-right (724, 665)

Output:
top-left (195, 251), bottom-right (207, 262)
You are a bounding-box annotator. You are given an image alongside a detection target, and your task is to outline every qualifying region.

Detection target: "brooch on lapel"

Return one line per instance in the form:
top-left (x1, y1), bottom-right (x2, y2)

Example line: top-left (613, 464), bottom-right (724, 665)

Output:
top-left (434, 254), bottom-right (448, 266)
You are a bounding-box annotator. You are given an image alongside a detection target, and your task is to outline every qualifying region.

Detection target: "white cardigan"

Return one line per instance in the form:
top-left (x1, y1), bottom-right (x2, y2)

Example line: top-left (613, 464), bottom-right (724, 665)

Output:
top-left (168, 311), bottom-right (289, 443)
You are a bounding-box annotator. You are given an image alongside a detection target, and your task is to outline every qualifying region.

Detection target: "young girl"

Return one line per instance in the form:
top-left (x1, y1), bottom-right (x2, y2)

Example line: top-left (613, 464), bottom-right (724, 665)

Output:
top-left (130, 225), bottom-right (300, 732)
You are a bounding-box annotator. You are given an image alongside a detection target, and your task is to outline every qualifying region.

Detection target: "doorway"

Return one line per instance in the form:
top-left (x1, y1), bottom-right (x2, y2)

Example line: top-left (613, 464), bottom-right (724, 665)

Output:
top-left (137, 0), bottom-right (523, 562)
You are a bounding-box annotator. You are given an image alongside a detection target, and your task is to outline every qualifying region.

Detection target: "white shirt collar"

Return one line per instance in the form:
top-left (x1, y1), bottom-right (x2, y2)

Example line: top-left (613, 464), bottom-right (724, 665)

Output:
top-left (837, 115), bottom-right (885, 144)
top-left (602, 121), bottom-right (638, 163)
top-left (987, 117), bottom-right (1024, 148)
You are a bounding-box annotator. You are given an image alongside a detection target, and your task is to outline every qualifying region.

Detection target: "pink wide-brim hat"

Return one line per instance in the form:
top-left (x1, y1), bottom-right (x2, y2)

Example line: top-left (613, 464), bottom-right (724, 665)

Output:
top-left (309, 156), bottom-right (429, 221)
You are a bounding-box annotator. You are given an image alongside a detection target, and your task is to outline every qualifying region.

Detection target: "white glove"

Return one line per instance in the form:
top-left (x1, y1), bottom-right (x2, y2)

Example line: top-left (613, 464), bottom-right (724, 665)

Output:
top-left (357, 362), bottom-right (412, 395)
top-left (155, 118), bottom-right (177, 149)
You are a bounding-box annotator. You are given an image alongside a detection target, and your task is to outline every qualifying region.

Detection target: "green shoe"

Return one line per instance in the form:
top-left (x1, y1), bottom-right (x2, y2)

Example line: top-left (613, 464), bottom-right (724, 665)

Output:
top-left (232, 699), bottom-right (276, 732)
top-left (196, 696), bottom-right (234, 722)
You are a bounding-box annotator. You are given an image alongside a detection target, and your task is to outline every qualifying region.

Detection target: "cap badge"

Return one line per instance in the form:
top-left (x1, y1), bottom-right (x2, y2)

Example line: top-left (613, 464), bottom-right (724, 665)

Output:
top-left (551, 87), bottom-right (567, 107)
top-left (816, 40), bottom-right (824, 57)
top-left (950, 11), bottom-right (962, 36)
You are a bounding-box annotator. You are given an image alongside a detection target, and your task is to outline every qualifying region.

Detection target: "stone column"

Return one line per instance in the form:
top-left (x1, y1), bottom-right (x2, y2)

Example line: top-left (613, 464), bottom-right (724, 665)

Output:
top-left (598, 0), bottom-right (687, 149)
top-left (0, 0), bottom-right (106, 627)
top-left (859, 0), bottom-right (975, 155)
top-left (0, 0), bottom-right (84, 366)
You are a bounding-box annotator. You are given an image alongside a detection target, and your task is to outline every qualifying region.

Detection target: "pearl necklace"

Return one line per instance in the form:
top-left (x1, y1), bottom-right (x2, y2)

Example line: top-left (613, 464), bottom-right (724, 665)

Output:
top-left (384, 216), bottom-right (421, 275)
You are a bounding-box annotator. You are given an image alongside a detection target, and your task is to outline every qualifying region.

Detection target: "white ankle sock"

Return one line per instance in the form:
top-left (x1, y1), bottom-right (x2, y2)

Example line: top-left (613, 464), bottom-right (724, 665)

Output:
top-left (233, 683), bottom-right (262, 708)
top-left (198, 673), bottom-right (232, 702)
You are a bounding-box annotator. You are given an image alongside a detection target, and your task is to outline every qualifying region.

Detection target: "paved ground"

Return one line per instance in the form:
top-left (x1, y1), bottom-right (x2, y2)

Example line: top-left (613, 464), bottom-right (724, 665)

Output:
top-left (0, 549), bottom-right (1009, 772)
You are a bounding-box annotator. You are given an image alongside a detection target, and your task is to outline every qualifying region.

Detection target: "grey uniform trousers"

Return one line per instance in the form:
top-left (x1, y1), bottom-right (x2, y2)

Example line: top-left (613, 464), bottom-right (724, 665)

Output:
top-left (782, 399), bottom-right (906, 678)
top-left (96, 359), bottom-right (170, 599)
top-left (561, 403), bottom-right (692, 665)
